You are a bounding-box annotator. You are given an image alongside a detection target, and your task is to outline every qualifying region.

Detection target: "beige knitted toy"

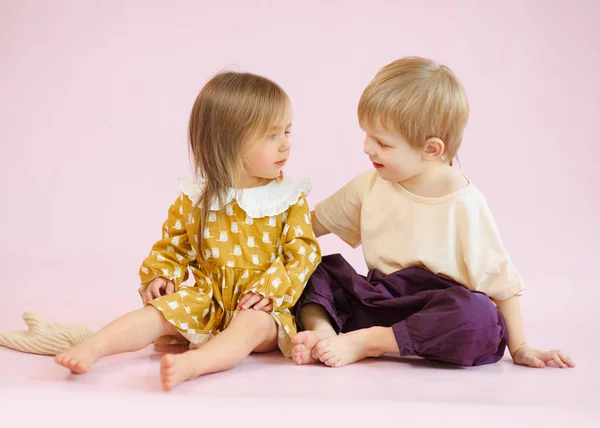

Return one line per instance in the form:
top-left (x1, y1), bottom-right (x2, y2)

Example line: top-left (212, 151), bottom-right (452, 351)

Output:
top-left (0, 312), bottom-right (92, 356)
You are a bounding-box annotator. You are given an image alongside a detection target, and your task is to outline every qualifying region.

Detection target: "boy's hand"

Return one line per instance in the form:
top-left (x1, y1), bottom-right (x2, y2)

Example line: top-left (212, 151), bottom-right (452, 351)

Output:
top-left (512, 344), bottom-right (575, 368)
top-left (142, 277), bottom-right (175, 304)
top-left (237, 292), bottom-right (273, 312)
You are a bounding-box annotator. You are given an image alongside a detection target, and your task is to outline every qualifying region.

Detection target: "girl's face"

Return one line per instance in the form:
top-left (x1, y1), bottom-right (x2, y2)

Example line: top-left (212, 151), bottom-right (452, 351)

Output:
top-left (241, 104), bottom-right (292, 188)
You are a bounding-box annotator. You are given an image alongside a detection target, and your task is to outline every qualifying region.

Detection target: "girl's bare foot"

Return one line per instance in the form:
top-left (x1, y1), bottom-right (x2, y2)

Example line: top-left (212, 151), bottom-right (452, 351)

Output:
top-left (291, 330), bottom-right (335, 365)
top-left (160, 353), bottom-right (199, 391)
top-left (54, 343), bottom-right (98, 374)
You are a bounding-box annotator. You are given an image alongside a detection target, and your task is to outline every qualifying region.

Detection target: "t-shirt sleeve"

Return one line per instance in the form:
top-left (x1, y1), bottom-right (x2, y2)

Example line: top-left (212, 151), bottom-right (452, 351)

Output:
top-left (458, 192), bottom-right (526, 301)
top-left (314, 170), bottom-right (373, 248)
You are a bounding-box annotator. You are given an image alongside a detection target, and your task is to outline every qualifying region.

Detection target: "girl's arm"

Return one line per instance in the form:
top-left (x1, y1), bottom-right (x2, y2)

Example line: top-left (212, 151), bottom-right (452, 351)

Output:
top-left (237, 195), bottom-right (322, 312)
top-left (138, 193), bottom-right (194, 300)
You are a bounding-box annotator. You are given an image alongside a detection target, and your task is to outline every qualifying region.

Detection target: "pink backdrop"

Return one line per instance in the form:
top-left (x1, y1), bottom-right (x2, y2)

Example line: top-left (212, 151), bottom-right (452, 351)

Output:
top-left (1, 0), bottom-right (598, 357)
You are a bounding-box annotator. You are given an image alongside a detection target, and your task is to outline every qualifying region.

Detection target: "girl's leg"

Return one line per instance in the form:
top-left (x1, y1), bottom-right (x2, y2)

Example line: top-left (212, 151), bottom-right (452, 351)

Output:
top-left (160, 309), bottom-right (278, 391)
top-left (55, 305), bottom-right (182, 374)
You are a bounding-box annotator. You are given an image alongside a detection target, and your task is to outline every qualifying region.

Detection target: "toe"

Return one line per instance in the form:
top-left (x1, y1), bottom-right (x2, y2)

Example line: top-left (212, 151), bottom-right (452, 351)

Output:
top-left (324, 356), bottom-right (340, 367)
top-left (73, 361), bottom-right (88, 374)
top-left (314, 343), bottom-right (329, 358)
top-left (319, 350), bottom-right (333, 362)
top-left (291, 333), bottom-right (305, 345)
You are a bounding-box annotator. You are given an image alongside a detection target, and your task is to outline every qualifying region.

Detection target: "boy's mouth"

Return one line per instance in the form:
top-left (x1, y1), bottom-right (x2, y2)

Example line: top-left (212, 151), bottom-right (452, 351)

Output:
top-left (372, 161), bottom-right (384, 169)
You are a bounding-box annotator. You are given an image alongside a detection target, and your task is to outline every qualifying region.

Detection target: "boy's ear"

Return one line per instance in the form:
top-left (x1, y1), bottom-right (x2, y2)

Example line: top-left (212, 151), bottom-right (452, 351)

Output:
top-left (422, 137), bottom-right (445, 160)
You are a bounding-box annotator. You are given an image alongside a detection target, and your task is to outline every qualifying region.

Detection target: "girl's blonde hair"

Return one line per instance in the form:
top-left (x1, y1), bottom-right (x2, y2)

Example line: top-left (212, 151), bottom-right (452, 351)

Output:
top-left (188, 71), bottom-right (289, 266)
top-left (358, 57), bottom-right (469, 165)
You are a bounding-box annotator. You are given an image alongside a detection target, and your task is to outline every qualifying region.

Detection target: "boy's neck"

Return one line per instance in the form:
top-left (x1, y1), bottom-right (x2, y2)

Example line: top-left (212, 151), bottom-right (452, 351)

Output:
top-left (399, 163), bottom-right (468, 198)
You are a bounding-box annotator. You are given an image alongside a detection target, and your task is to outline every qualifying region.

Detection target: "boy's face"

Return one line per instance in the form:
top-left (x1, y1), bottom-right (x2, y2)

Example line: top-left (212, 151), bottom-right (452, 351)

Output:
top-left (363, 123), bottom-right (424, 183)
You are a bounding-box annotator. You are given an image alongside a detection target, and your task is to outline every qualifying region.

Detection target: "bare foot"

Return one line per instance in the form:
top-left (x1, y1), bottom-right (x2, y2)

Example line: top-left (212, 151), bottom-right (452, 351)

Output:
top-left (54, 343), bottom-right (98, 374)
top-left (291, 330), bottom-right (335, 365)
top-left (160, 353), bottom-right (199, 391)
top-left (312, 330), bottom-right (372, 368)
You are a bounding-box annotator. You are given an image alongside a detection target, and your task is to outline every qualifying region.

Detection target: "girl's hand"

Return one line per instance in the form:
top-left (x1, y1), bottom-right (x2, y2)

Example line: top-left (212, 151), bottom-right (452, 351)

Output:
top-left (511, 344), bottom-right (575, 368)
top-left (237, 292), bottom-right (273, 312)
top-left (142, 277), bottom-right (175, 304)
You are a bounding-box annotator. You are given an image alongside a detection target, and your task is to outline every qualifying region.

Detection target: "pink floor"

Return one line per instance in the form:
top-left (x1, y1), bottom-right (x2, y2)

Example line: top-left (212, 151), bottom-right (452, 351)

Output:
top-left (1, 261), bottom-right (598, 427)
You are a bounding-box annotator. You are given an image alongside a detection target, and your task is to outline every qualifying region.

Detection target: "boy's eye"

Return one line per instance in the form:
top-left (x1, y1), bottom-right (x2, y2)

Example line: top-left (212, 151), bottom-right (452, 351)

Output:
top-left (284, 131), bottom-right (291, 137)
top-left (376, 140), bottom-right (387, 147)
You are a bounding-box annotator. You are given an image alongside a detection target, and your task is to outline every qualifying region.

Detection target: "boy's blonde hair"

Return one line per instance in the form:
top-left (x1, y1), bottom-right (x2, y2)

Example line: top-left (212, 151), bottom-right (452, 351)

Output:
top-left (188, 71), bottom-right (289, 266)
top-left (358, 57), bottom-right (469, 165)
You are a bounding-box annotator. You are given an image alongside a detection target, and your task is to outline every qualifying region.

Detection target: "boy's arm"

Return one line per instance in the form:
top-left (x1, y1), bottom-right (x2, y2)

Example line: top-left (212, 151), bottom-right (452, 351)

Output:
top-left (309, 171), bottom-right (373, 247)
top-left (459, 193), bottom-right (574, 368)
top-left (310, 210), bottom-right (330, 238)
top-left (492, 295), bottom-right (526, 356)
top-left (493, 295), bottom-right (574, 368)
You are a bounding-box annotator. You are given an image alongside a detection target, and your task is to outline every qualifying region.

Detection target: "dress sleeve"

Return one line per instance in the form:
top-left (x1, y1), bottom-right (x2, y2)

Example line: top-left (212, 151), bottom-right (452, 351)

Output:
top-left (245, 194), bottom-right (322, 311)
top-left (138, 193), bottom-right (196, 295)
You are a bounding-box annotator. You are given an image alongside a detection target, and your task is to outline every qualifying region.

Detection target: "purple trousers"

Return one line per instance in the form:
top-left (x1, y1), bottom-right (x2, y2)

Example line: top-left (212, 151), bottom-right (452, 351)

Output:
top-left (296, 254), bottom-right (508, 366)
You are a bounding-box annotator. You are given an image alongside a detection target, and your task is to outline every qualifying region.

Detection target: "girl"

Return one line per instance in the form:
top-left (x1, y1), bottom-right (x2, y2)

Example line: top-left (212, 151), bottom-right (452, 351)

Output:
top-left (55, 71), bottom-right (321, 391)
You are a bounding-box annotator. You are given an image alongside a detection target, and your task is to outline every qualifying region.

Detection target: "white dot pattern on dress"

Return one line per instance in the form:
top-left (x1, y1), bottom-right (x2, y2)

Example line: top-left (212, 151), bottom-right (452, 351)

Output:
top-left (138, 188), bottom-right (322, 359)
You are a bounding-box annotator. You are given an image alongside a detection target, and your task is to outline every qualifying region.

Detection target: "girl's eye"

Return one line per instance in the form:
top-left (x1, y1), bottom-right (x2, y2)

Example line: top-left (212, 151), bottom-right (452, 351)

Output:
top-left (376, 140), bottom-right (386, 147)
top-left (284, 131), bottom-right (291, 137)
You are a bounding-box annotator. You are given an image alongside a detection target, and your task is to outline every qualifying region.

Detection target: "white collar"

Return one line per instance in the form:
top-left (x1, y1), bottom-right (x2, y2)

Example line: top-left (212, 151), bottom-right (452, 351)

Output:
top-left (178, 176), bottom-right (311, 218)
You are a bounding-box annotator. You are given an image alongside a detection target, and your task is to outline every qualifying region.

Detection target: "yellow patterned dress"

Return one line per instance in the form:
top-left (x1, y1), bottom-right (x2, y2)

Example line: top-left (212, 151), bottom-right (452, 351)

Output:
top-left (138, 176), bottom-right (321, 357)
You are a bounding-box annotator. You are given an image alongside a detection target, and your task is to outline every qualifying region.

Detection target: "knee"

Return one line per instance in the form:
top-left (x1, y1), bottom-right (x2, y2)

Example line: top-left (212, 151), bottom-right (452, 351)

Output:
top-left (234, 310), bottom-right (275, 331)
top-left (420, 287), bottom-right (507, 366)
top-left (441, 287), bottom-right (503, 328)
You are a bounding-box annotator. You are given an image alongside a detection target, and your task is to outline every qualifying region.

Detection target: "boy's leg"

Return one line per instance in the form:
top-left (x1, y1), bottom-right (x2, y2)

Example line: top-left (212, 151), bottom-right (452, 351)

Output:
top-left (291, 303), bottom-right (337, 365)
top-left (312, 326), bottom-right (398, 367)
top-left (55, 305), bottom-right (182, 374)
top-left (389, 285), bottom-right (507, 366)
top-left (160, 309), bottom-right (278, 391)
top-left (313, 279), bottom-right (507, 367)
top-left (292, 254), bottom-right (376, 365)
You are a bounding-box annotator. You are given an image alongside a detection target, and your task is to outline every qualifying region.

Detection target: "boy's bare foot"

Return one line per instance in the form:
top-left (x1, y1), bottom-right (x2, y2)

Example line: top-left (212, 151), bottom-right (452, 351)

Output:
top-left (54, 343), bottom-right (98, 374)
top-left (312, 330), bottom-right (372, 368)
top-left (160, 353), bottom-right (200, 391)
top-left (291, 330), bottom-right (335, 365)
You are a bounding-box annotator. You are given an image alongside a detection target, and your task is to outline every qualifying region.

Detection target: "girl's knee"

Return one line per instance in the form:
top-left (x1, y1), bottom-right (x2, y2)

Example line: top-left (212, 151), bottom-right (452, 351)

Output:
top-left (141, 305), bottom-right (183, 338)
top-left (233, 310), bottom-right (278, 348)
top-left (234, 309), bottom-right (275, 329)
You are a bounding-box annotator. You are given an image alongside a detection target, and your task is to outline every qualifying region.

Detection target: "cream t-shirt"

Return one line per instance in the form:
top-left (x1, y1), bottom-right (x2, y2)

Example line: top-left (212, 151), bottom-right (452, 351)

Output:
top-left (315, 170), bottom-right (525, 301)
